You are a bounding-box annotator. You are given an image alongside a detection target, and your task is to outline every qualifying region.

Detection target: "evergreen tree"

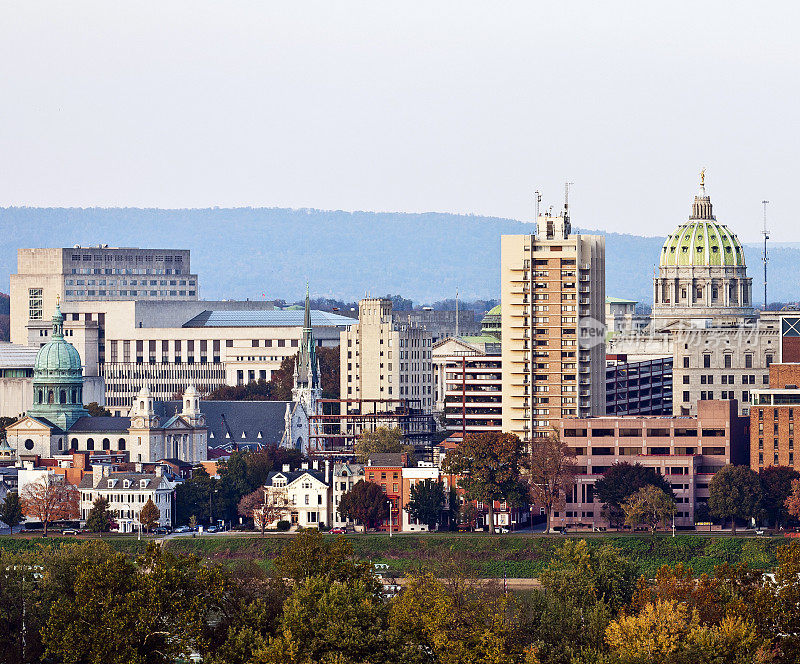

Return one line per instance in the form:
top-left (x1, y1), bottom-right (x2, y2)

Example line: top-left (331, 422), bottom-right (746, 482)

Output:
top-left (405, 479), bottom-right (446, 530)
top-left (0, 491), bottom-right (23, 532)
top-left (85, 496), bottom-right (113, 533)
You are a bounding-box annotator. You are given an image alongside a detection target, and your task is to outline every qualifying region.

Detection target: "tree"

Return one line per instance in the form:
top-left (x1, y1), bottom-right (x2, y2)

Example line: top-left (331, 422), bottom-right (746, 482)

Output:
top-left (85, 496), bottom-right (113, 534)
top-left (525, 431), bottom-right (577, 534)
top-left (317, 345), bottom-right (340, 399)
top-left (594, 462), bottom-right (674, 529)
top-left (787, 478), bottom-right (800, 520)
top-left (354, 427), bottom-right (410, 464)
top-left (760, 466), bottom-right (800, 528)
top-left (237, 487), bottom-right (288, 536)
top-left (20, 476), bottom-right (78, 537)
top-left (139, 498), bottom-right (160, 533)
top-left (442, 432), bottom-right (524, 534)
top-left (0, 491), bottom-right (23, 532)
top-left (405, 479), bottom-right (446, 530)
top-left (42, 542), bottom-right (235, 664)
top-left (622, 485), bottom-right (676, 533)
top-left (273, 528), bottom-right (377, 586)
top-left (708, 465), bottom-right (762, 533)
top-left (206, 378), bottom-right (274, 401)
top-left (84, 402), bottom-right (111, 417)
top-left (338, 480), bottom-right (389, 530)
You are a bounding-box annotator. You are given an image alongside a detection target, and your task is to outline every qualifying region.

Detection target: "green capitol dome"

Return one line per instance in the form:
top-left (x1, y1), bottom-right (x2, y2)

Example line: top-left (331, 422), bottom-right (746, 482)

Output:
top-left (27, 303), bottom-right (89, 431)
top-left (659, 174), bottom-right (745, 268)
top-left (34, 307), bottom-right (83, 376)
top-left (652, 171), bottom-right (753, 324)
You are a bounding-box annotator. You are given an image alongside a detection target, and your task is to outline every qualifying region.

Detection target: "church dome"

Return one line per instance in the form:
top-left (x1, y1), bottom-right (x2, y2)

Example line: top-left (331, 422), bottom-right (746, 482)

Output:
top-left (33, 305), bottom-right (83, 376)
top-left (659, 178), bottom-right (745, 268)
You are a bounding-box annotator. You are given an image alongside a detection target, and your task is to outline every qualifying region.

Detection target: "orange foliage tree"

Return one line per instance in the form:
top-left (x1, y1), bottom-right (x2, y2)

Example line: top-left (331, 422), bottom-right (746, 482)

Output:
top-left (20, 475), bottom-right (79, 536)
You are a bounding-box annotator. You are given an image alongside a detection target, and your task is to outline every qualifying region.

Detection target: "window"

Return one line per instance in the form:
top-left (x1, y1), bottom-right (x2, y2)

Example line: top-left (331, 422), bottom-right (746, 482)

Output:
top-left (724, 354), bottom-right (732, 368)
top-left (703, 355), bottom-right (711, 368)
top-left (683, 357), bottom-right (690, 369)
top-left (745, 354), bottom-right (753, 369)
top-left (29, 288), bottom-right (43, 320)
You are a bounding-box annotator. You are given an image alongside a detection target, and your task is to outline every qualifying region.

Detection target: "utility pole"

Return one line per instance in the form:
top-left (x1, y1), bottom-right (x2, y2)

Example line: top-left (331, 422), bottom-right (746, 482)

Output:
top-left (762, 200), bottom-right (770, 310)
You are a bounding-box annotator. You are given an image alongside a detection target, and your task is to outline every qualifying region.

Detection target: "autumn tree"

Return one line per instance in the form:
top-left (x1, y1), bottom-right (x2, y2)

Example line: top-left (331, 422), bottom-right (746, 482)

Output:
top-left (139, 497), bottom-right (160, 533)
top-left (405, 478), bottom-right (446, 530)
top-left (85, 496), bottom-right (113, 534)
top-left (20, 476), bottom-right (79, 537)
top-left (237, 487), bottom-right (288, 536)
top-left (443, 432), bottom-right (524, 534)
top-left (338, 480), bottom-right (389, 530)
top-left (622, 485), bottom-right (676, 533)
top-left (708, 465), bottom-right (762, 533)
top-left (0, 491), bottom-right (23, 533)
top-left (594, 462), bottom-right (674, 529)
top-left (84, 402), bottom-right (111, 417)
top-left (525, 430), bottom-right (577, 534)
top-left (354, 427), bottom-right (410, 464)
top-left (787, 478), bottom-right (800, 520)
top-left (760, 465), bottom-right (800, 527)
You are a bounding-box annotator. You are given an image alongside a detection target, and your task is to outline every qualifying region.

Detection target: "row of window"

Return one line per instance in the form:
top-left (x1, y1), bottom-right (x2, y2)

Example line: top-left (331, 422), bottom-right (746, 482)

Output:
top-left (66, 290), bottom-right (195, 297)
top-left (71, 253), bottom-right (183, 263)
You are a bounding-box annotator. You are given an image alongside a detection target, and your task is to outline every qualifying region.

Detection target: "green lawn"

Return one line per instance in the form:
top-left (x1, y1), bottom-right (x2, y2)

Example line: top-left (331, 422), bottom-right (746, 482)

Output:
top-left (0, 532), bottom-right (788, 578)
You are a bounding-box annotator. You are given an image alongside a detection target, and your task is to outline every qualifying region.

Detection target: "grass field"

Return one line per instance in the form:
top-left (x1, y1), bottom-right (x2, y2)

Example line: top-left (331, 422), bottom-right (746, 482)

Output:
top-left (1, 532), bottom-right (790, 578)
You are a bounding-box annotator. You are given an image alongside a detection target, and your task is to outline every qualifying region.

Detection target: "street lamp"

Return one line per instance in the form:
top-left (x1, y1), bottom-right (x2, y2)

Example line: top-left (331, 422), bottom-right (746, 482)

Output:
top-left (387, 499), bottom-right (393, 538)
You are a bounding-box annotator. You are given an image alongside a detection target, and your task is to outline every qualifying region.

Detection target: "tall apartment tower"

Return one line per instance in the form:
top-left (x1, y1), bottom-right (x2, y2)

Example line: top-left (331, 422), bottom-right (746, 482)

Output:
top-left (501, 208), bottom-right (605, 444)
top-left (340, 298), bottom-right (434, 411)
top-left (10, 246), bottom-right (199, 345)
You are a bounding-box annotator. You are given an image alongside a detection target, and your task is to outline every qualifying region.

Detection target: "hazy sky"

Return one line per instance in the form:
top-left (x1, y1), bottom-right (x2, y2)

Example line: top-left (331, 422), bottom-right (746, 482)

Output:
top-left (1, 2), bottom-right (798, 242)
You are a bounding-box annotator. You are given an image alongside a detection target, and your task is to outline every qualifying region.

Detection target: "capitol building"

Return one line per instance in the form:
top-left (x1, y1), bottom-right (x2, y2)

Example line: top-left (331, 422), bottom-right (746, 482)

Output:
top-left (652, 172), bottom-right (754, 326)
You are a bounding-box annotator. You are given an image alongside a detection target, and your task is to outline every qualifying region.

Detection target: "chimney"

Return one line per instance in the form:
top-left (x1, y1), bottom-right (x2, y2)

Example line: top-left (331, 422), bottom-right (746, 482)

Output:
top-left (324, 459), bottom-right (330, 481)
top-left (301, 461), bottom-right (309, 470)
top-left (282, 464), bottom-right (290, 472)
top-left (154, 465), bottom-right (163, 477)
top-left (135, 462), bottom-right (143, 473)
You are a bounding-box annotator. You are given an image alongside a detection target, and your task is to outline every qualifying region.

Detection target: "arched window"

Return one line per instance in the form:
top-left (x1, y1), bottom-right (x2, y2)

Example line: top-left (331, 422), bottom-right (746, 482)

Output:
top-left (60, 390), bottom-right (66, 404)
top-left (71, 388), bottom-right (77, 403)
top-left (102, 438), bottom-right (110, 450)
top-left (140, 400), bottom-right (145, 410)
top-left (86, 438), bottom-right (94, 451)
top-left (118, 438), bottom-right (126, 450)
top-left (296, 436), bottom-right (303, 449)
top-left (58, 437), bottom-right (63, 451)
top-left (37, 389), bottom-right (43, 404)
top-left (70, 438), bottom-right (78, 450)
top-left (24, 439), bottom-right (34, 451)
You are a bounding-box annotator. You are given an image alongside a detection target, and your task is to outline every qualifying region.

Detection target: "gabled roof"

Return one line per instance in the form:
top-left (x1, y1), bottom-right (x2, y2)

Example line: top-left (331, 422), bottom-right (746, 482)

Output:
top-left (7, 414), bottom-right (62, 433)
top-left (78, 472), bottom-right (170, 491)
top-left (161, 400), bottom-right (290, 447)
top-left (367, 453), bottom-right (405, 467)
top-left (69, 416), bottom-right (131, 433)
top-left (265, 469), bottom-right (327, 486)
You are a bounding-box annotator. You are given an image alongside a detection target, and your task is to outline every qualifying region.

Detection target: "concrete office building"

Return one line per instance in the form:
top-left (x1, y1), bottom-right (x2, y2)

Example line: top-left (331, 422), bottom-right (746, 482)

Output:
top-left (24, 299), bottom-right (352, 412)
top-left (671, 317), bottom-right (778, 417)
top-left (340, 298), bottom-right (434, 410)
top-left (10, 246), bottom-right (199, 345)
top-left (555, 399), bottom-right (748, 529)
top-left (605, 297), bottom-right (650, 335)
top-left (605, 354), bottom-right (673, 416)
top-left (501, 204), bottom-right (605, 444)
top-left (432, 336), bottom-right (502, 436)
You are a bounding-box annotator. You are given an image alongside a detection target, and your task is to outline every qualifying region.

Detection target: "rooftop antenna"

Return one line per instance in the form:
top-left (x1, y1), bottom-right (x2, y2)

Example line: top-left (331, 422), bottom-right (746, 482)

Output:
top-left (564, 181), bottom-right (574, 218)
top-left (534, 189), bottom-right (542, 221)
top-left (455, 286), bottom-right (459, 338)
top-left (762, 200), bottom-right (770, 310)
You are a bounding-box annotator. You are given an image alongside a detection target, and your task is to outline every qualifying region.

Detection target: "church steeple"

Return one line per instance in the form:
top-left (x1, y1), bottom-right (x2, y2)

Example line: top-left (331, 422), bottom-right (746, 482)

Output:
top-left (293, 284), bottom-right (321, 416)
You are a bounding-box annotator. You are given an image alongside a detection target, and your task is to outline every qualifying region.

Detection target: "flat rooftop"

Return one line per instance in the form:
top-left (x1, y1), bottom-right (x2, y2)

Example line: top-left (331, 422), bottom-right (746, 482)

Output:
top-left (183, 309), bottom-right (357, 328)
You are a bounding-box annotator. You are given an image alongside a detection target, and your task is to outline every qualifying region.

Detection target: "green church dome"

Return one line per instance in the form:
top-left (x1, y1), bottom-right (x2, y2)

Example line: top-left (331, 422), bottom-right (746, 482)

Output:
top-left (34, 305), bottom-right (83, 376)
top-left (659, 179), bottom-right (745, 268)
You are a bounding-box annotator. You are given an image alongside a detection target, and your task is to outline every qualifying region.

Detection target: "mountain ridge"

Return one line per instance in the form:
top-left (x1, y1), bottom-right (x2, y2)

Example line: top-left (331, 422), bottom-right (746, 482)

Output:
top-left (1, 207), bottom-right (797, 305)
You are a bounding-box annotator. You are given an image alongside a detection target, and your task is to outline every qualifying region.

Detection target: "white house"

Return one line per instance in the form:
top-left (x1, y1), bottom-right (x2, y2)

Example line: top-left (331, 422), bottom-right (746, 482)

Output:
top-left (263, 465), bottom-right (330, 529)
top-left (401, 463), bottom-right (446, 532)
top-left (78, 465), bottom-right (175, 532)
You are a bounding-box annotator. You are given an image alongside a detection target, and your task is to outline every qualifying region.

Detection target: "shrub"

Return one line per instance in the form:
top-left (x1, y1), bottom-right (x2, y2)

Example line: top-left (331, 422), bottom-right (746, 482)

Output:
top-left (277, 520), bottom-right (291, 532)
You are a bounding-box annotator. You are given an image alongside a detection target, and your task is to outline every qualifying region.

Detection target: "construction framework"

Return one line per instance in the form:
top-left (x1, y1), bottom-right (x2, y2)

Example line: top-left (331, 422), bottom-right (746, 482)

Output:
top-left (308, 397), bottom-right (436, 457)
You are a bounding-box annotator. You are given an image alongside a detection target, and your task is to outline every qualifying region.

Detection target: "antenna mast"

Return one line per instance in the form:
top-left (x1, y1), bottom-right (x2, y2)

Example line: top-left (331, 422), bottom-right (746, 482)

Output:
top-left (534, 190), bottom-right (541, 221)
top-left (564, 181), bottom-right (574, 221)
top-left (762, 200), bottom-right (769, 310)
top-left (455, 286), bottom-right (459, 338)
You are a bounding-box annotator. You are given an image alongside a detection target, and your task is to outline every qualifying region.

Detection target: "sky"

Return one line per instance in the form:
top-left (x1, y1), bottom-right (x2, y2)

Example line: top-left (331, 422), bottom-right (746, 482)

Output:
top-left (1, 2), bottom-right (799, 242)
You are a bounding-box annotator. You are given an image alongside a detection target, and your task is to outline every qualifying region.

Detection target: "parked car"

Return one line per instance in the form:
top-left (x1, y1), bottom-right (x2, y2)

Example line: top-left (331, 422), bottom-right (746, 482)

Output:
top-left (153, 527), bottom-right (168, 535)
top-left (496, 527), bottom-right (509, 534)
top-left (206, 525), bottom-right (218, 533)
top-left (173, 525), bottom-right (191, 533)
top-left (329, 527), bottom-right (346, 534)
top-left (61, 528), bottom-right (79, 535)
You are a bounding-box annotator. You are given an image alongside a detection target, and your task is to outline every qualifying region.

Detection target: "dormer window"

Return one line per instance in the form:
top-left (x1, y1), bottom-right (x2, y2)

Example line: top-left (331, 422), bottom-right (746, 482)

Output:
top-left (140, 479), bottom-right (148, 488)
top-left (107, 479), bottom-right (115, 488)
top-left (123, 479), bottom-right (131, 488)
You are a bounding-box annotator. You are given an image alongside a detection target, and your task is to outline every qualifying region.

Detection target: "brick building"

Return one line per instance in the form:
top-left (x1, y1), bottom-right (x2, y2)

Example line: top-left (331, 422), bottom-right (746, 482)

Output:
top-left (750, 363), bottom-right (800, 471)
